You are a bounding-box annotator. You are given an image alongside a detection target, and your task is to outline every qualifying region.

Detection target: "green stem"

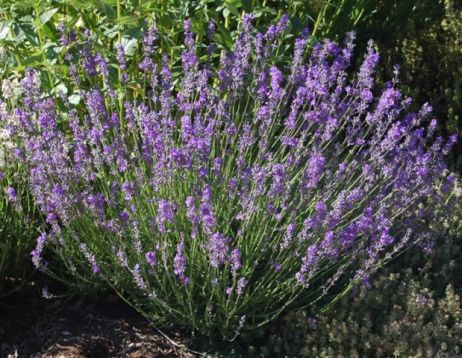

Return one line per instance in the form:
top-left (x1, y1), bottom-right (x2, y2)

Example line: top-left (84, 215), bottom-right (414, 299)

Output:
top-left (312, 1), bottom-right (329, 38)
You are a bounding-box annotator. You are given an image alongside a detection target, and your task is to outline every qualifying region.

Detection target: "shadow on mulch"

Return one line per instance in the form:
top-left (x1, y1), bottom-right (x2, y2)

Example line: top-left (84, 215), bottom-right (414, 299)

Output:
top-left (0, 281), bottom-right (195, 358)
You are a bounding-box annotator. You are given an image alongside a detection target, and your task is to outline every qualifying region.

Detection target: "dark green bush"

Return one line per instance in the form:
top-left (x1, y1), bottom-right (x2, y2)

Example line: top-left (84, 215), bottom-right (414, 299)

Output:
top-left (261, 278), bottom-right (461, 357)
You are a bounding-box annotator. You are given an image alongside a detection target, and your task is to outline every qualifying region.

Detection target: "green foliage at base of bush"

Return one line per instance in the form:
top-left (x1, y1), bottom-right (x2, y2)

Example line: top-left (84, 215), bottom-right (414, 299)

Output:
top-left (261, 276), bottom-right (461, 357)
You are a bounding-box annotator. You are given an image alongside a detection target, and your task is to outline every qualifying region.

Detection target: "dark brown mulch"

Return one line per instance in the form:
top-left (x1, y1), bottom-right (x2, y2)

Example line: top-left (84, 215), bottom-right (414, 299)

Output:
top-left (0, 282), bottom-right (196, 358)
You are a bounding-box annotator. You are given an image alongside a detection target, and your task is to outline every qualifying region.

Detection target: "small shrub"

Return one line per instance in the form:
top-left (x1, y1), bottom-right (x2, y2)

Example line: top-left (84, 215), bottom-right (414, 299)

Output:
top-left (2, 16), bottom-right (455, 338)
top-left (262, 278), bottom-right (462, 357)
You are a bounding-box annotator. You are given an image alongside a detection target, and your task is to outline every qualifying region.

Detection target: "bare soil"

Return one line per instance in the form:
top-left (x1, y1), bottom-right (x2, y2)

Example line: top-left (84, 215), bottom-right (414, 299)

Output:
top-left (0, 283), bottom-right (196, 358)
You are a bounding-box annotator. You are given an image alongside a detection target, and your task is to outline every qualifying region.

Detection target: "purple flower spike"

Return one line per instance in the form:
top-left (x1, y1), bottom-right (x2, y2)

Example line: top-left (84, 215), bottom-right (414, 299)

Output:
top-left (173, 241), bottom-right (188, 284)
top-left (145, 251), bottom-right (157, 267)
top-left (31, 232), bottom-right (47, 269)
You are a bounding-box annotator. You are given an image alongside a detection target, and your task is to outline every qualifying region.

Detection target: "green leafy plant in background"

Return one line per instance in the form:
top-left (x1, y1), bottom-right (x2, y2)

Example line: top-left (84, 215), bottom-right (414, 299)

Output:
top-left (0, 1), bottom-right (456, 90)
top-left (0, 0), bottom-right (408, 93)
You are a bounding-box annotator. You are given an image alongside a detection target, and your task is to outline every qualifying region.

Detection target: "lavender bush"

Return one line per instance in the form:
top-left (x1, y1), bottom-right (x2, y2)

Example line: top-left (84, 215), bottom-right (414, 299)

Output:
top-left (1, 16), bottom-right (456, 338)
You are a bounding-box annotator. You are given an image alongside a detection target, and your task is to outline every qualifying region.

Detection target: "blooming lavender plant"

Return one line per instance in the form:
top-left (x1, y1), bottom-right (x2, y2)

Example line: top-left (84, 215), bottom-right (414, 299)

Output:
top-left (2, 17), bottom-right (456, 337)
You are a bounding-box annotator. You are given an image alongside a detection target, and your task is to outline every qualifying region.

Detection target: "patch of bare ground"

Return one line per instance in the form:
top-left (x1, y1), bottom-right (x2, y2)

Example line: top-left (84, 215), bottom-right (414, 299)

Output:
top-left (0, 285), bottom-right (195, 358)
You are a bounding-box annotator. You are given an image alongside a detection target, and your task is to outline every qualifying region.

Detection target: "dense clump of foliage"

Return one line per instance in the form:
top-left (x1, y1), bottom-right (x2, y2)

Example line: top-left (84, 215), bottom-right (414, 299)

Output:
top-left (261, 277), bottom-right (462, 357)
top-left (0, 14), bottom-right (455, 339)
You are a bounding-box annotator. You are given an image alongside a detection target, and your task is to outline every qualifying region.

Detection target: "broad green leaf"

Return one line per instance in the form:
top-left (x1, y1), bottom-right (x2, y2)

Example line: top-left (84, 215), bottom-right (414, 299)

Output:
top-left (224, 3), bottom-right (240, 17)
top-left (22, 54), bottom-right (42, 66)
top-left (100, 0), bottom-right (117, 5)
top-left (190, 17), bottom-right (206, 36)
top-left (114, 16), bottom-right (141, 27)
top-left (17, 23), bottom-right (39, 46)
top-left (158, 14), bottom-right (174, 28)
top-left (226, 0), bottom-right (243, 6)
top-left (0, 21), bottom-right (10, 40)
top-left (214, 29), bottom-right (233, 50)
top-left (42, 23), bottom-right (57, 40)
top-left (95, 1), bottom-right (117, 20)
top-left (120, 37), bottom-right (138, 56)
top-left (13, 2), bottom-right (34, 11)
top-left (40, 8), bottom-right (59, 25)
top-left (104, 25), bottom-right (121, 39)
top-left (53, 83), bottom-right (68, 95)
top-left (68, 94), bottom-right (81, 105)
